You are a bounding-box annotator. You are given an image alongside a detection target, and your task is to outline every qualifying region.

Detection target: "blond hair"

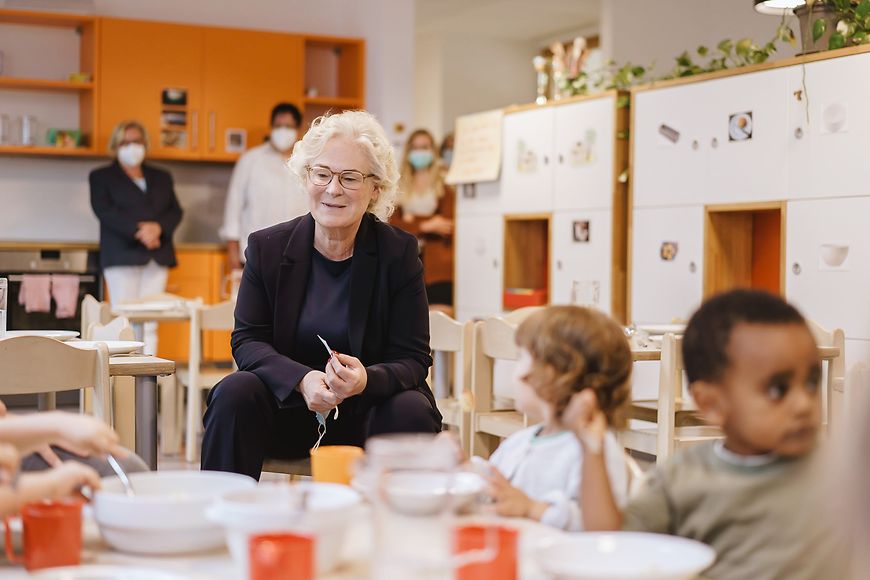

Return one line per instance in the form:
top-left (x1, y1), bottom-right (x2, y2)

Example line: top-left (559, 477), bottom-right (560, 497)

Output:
top-left (107, 120), bottom-right (149, 154)
top-left (397, 128), bottom-right (444, 208)
top-left (287, 110), bottom-right (399, 221)
top-left (515, 306), bottom-right (632, 428)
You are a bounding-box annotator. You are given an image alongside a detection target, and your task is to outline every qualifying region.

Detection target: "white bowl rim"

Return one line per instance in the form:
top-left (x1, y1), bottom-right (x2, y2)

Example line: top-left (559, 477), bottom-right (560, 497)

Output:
top-left (96, 470), bottom-right (255, 504)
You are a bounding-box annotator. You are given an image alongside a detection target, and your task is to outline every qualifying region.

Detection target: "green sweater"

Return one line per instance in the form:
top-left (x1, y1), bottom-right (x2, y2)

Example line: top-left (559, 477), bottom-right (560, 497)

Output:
top-left (622, 442), bottom-right (845, 579)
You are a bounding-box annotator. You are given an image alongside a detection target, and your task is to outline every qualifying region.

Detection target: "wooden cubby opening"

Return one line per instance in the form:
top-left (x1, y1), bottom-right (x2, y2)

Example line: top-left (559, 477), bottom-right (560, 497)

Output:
top-left (504, 216), bottom-right (550, 309)
top-left (704, 204), bottom-right (784, 297)
top-left (304, 39), bottom-right (364, 102)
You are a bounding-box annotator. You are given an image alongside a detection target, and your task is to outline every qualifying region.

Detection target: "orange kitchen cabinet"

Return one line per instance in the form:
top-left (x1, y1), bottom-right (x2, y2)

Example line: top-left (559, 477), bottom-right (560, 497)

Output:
top-left (201, 28), bottom-right (303, 162)
top-left (98, 18), bottom-right (204, 160)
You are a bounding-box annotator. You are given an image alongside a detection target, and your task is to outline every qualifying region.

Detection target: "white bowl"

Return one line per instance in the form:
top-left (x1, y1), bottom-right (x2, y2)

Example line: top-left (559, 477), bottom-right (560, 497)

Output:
top-left (207, 482), bottom-right (362, 576)
top-left (353, 470), bottom-right (486, 515)
top-left (820, 242), bottom-right (849, 268)
top-left (93, 470), bottom-right (255, 555)
top-left (535, 532), bottom-right (715, 580)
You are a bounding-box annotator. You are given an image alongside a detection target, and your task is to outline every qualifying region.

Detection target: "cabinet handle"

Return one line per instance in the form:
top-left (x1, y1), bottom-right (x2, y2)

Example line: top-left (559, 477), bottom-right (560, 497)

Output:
top-left (208, 112), bottom-right (216, 152)
top-left (191, 111), bottom-right (198, 150)
top-left (558, 154), bottom-right (564, 164)
top-left (556, 260), bottom-right (563, 270)
top-left (688, 261), bottom-right (697, 274)
top-left (711, 137), bottom-right (718, 149)
top-left (492, 259), bottom-right (498, 268)
top-left (792, 263), bottom-right (802, 275)
top-left (794, 127), bottom-right (804, 140)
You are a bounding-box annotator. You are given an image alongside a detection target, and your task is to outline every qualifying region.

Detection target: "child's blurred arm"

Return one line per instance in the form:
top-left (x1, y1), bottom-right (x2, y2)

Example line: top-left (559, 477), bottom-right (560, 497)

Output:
top-left (562, 390), bottom-right (623, 530)
top-left (0, 411), bottom-right (121, 457)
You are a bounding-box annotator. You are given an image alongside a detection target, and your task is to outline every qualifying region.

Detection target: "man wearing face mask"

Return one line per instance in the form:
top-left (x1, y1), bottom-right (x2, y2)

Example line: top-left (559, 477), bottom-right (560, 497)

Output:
top-left (89, 120), bottom-right (183, 354)
top-left (220, 103), bottom-right (307, 271)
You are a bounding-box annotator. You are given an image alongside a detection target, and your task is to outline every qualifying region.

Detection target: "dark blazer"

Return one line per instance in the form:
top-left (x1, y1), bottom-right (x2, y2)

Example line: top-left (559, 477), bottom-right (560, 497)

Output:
top-left (232, 212), bottom-right (437, 415)
top-left (89, 161), bottom-right (183, 269)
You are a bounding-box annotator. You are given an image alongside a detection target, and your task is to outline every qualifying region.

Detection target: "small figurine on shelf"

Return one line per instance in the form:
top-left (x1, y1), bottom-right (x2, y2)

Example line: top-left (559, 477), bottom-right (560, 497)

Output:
top-left (532, 55), bottom-right (550, 105)
top-left (549, 41), bottom-right (566, 100)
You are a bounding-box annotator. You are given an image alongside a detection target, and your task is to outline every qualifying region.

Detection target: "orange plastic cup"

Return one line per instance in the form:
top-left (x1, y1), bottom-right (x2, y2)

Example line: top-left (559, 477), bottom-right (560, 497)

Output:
top-left (310, 445), bottom-right (363, 485)
top-left (454, 524), bottom-right (519, 580)
top-left (249, 532), bottom-right (314, 580)
top-left (4, 499), bottom-right (83, 571)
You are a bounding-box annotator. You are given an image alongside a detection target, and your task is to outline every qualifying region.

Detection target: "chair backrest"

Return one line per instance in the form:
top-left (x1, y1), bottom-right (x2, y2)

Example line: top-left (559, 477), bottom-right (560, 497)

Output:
top-left (807, 319), bottom-right (846, 428)
top-left (80, 294), bottom-right (111, 337)
top-left (199, 300), bottom-right (235, 331)
top-left (88, 316), bottom-right (135, 341)
top-left (624, 450), bottom-right (647, 498)
top-left (0, 336), bottom-right (111, 422)
top-left (428, 311), bottom-right (473, 400)
top-left (655, 333), bottom-right (684, 461)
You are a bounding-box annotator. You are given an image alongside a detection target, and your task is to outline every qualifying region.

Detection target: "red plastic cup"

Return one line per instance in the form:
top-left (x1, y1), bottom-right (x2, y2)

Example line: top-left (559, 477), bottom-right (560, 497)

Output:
top-left (454, 524), bottom-right (519, 580)
top-left (4, 499), bottom-right (83, 571)
top-left (249, 532), bottom-right (315, 580)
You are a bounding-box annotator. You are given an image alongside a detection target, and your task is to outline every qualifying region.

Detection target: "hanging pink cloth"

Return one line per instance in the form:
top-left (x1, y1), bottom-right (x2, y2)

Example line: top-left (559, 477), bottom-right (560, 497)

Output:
top-left (18, 275), bottom-right (51, 313)
top-left (50, 274), bottom-right (80, 319)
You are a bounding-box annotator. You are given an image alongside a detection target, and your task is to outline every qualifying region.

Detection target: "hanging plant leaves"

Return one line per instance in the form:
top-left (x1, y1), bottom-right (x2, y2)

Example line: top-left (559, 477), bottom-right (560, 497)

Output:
top-left (858, 0), bottom-right (870, 21)
top-left (616, 95), bottom-right (630, 109)
top-left (829, 32), bottom-right (846, 49)
top-left (813, 18), bottom-right (827, 42)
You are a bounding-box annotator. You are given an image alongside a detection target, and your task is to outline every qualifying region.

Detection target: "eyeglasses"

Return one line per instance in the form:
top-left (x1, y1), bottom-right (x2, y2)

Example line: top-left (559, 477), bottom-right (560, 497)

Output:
top-left (306, 165), bottom-right (375, 190)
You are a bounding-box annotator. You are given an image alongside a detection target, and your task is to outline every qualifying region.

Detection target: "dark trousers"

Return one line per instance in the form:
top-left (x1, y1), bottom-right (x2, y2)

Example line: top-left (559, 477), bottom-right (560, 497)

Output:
top-left (200, 370), bottom-right (441, 480)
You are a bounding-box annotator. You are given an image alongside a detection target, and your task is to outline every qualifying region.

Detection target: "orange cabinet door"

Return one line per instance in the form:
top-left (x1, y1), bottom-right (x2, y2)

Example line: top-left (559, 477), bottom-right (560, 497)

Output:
top-left (99, 18), bottom-right (204, 160)
top-left (201, 28), bottom-right (303, 161)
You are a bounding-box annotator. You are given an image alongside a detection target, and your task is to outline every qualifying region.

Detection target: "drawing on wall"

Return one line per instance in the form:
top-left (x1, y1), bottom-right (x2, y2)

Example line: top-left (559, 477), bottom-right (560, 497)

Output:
top-left (572, 220), bottom-right (590, 243)
top-left (569, 128), bottom-right (597, 166)
top-left (660, 241), bottom-right (679, 261)
top-left (160, 87), bottom-right (189, 150)
top-left (516, 139), bottom-right (538, 173)
top-left (658, 123), bottom-right (680, 145)
top-left (728, 111), bottom-right (753, 141)
top-left (821, 103), bottom-right (848, 134)
top-left (819, 241), bottom-right (850, 271)
top-left (571, 280), bottom-right (600, 308)
top-left (161, 88), bottom-right (187, 106)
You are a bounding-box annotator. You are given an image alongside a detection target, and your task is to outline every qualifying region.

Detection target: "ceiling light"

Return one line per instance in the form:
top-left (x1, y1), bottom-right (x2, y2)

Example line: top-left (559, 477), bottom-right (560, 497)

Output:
top-left (754, 0), bottom-right (805, 15)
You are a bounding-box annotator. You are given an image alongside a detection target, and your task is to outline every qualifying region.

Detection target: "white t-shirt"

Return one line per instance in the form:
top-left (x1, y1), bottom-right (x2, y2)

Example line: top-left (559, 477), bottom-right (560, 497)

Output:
top-left (487, 425), bottom-right (628, 531)
top-left (220, 142), bottom-right (308, 261)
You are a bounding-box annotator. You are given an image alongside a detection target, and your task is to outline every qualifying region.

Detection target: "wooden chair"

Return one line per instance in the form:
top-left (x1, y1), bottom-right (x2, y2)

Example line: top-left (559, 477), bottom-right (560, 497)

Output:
top-left (181, 300), bottom-right (236, 463)
top-left (429, 311), bottom-right (473, 455)
top-left (807, 320), bottom-right (846, 430)
top-left (469, 307), bottom-right (542, 458)
top-left (78, 294), bottom-right (112, 414)
top-left (620, 333), bottom-right (722, 464)
top-left (87, 316), bottom-right (136, 450)
top-left (0, 336), bottom-right (112, 424)
top-left (262, 457), bottom-right (311, 480)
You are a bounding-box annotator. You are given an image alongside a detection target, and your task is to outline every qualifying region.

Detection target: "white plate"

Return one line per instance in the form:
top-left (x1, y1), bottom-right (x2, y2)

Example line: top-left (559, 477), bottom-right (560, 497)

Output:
top-left (2, 330), bottom-right (79, 341)
top-left (69, 340), bottom-right (144, 355)
top-left (113, 301), bottom-right (182, 312)
top-left (31, 566), bottom-right (191, 580)
top-left (636, 323), bottom-right (685, 335)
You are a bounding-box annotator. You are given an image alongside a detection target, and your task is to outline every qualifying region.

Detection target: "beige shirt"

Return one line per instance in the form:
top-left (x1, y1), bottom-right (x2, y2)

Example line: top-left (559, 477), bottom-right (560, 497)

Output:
top-left (623, 442), bottom-right (846, 580)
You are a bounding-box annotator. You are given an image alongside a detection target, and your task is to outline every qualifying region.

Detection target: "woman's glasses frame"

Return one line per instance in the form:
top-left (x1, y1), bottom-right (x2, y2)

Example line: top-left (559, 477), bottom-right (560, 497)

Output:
top-left (306, 165), bottom-right (376, 191)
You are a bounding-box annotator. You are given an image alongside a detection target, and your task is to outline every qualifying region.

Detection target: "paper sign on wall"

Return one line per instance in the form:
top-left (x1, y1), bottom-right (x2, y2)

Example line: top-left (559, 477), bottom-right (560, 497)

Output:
top-left (445, 109), bottom-right (504, 185)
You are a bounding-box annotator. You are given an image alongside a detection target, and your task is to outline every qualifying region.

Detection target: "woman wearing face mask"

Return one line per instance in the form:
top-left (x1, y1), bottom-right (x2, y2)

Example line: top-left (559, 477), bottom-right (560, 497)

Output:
top-left (221, 102), bottom-right (308, 272)
top-left (89, 120), bottom-right (183, 354)
top-left (392, 129), bottom-right (456, 315)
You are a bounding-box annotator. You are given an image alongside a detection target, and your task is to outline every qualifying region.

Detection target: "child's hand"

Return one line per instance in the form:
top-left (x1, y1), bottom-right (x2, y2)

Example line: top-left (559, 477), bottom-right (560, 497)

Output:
top-left (19, 462), bottom-right (101, 503)
top-left (45, 412), bottom-right (121, 458)
top-left (488, 466), bottom-right (549, 521)
top-left (562, 389), bottom-right (608, 454)
top-left (0, 443), bottom-right (20, 486)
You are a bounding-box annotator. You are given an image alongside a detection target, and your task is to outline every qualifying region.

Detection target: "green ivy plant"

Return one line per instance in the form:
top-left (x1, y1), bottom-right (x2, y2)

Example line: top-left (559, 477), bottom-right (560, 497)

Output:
top-left (815, 0), bottom-right (870, 49)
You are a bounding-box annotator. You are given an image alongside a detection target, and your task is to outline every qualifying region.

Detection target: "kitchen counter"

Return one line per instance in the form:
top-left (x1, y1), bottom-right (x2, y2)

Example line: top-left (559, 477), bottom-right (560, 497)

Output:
top-left (0, 241), bottom-right (226, 252)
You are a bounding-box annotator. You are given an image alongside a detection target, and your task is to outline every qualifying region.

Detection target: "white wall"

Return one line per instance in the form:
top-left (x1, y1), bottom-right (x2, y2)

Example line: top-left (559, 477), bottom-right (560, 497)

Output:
top-left (600, 0), bottom-right (799, 78)
top-left (0, 0), bottom-right (415, 242)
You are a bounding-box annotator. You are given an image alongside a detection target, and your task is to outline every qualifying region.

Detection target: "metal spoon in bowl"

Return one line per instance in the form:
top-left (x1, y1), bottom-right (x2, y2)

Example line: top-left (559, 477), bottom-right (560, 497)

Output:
top-left (106, 453), bottom-right (135, 497)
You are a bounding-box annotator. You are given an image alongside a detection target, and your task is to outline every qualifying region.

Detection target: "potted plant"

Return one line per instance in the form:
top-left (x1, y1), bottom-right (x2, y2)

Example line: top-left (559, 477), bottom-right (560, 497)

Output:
top-left (795, 0), bottom-right (870, 53)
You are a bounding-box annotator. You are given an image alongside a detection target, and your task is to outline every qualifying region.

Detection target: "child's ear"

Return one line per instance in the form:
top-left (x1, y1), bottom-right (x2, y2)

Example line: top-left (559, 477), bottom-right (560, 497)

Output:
top-left (690, 381), bottom-right (726, 428)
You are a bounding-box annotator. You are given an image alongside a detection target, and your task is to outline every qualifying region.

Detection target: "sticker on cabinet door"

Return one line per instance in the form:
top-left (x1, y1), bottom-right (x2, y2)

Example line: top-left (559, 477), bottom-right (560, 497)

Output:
top-left (225, 128), bottom-right (247, 153)
top-left (658, 124), bottom-right (680, 145)
top-left (569, 129), bottom-right (597, 166)
top-left (161, 88), bottom-right (187, 106)
top-left (516, 139), bottom-right (538, 173)
top-left (572, 220), bottom-right (590, 243)
top-left (660, 241), bottom-right (679, 261)
top-left (821, 103), bottom-right (848, 134)
top-left (818, 241), bottom-right (850, 271)
top-left (728, 111), bottom-right (753, 142)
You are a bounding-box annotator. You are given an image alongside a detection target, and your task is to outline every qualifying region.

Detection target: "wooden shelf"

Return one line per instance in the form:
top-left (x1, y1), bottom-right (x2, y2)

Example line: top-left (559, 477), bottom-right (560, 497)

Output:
top-left (303, 96), bottom-right (361, 108)
top-left (0, 8), bottom-right (95, 28)
top-left (0, 77), bottom-right (94, 92)
top-left (0, 145), bottom-right (98, 158)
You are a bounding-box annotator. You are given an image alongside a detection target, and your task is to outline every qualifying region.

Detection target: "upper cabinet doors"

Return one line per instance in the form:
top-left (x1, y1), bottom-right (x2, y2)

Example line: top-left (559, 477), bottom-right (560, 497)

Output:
top-left (788, 53), bottom-right (870, 200)
top-left (201, 28), bottom-right (303, 161)
top-left (553, 96), bottom-right (616, 211)
top-left (501, 107), bottom-right (555, 213)
top-left (99, 18), bottom-right (204, 160)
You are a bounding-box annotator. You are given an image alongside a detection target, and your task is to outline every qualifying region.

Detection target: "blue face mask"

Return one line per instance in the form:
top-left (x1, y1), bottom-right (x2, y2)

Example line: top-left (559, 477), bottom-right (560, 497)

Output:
top-left (409, 150), bottom-right (434, 170)
top-left (313, 411), bottom-right (328, 451)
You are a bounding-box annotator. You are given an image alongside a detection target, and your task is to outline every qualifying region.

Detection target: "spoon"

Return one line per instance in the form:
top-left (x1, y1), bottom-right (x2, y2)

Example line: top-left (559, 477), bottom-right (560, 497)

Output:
top-left (106, 453), bottom-right (135, 497)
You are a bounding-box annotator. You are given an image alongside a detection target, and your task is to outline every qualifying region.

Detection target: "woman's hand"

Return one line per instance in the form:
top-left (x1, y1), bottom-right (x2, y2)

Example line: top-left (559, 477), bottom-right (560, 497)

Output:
top-left (299, 371), bottom-right (340, 414)
top-left (420, 215), bottom-right (453, 236)
top-left (135, 221), bottom-right (162, 250)
top-left (488, 466), bottom-right (549, 521)
top-left (561, 389), bottom-right (608, 455)
top-left (325, 353), bottom-right (367, 399)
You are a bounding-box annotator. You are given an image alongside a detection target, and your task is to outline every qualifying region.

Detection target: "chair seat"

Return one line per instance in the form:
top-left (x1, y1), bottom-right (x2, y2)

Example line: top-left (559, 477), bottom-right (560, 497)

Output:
top-left (619, 425), bottom-right (723, 456)
top-left (436, 398), bottom-right (462, 427)
top-left (629, 399), bottom-right (707, 427)
top-left (262, 457), bottom-right (312, 477)
top-left (475, 411), bottom-right (526, 439)
top-left (178, 366), bottom-right (233, 390)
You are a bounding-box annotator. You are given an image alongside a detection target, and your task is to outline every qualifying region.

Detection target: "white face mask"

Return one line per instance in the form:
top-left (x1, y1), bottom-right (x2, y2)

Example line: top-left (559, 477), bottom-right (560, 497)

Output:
top-left (270, 127), bottom-right (297, 152)
top-left (118, 143), bottom-right (145, 168)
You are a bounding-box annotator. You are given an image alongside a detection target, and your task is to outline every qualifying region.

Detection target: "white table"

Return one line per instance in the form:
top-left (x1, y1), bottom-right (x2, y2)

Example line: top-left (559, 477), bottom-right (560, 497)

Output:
top-left (0, 513), bottom-right (561, 579)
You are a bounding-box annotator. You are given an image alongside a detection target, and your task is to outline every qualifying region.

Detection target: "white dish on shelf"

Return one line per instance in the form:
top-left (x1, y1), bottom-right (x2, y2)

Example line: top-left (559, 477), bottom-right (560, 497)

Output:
top-left (636, 324), bottom-right (685, 336)
top-left (68, 340), bottom-right (145, 355)
top-left (2, 330), bottom-right (79, 341)
top-left (113, 301), bottom-right (183, 312)
top-left (31, 566), bottom-right (192, 580)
